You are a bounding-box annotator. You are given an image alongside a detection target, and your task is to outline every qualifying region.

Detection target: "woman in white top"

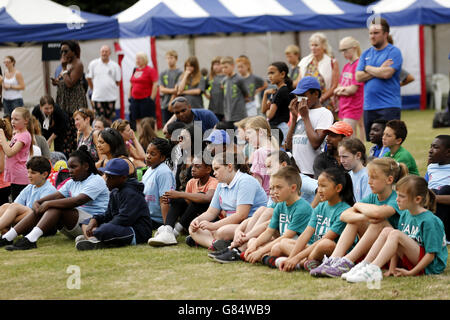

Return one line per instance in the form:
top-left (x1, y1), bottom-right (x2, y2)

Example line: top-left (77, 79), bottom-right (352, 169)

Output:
top-left (2, 56), bottom-right (25, 116)
top-left (295, 33), bottom-right (339, 119)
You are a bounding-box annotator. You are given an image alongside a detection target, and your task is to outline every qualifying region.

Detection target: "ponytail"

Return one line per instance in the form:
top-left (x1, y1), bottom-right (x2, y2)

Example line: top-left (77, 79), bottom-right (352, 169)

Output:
top-left (268, 150), bottom-right (300, 173)
top-left (270, 61), bottom-right (292, 90)
top-left (321, 167), bottom-right (355, 207)
top-left (396, 175), bottom-right (437, 213)
top-left (367, 158), bottom-right (408, 184)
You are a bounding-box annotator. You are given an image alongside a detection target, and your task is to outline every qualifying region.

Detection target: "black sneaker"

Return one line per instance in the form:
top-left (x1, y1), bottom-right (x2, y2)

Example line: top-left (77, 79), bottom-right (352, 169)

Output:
top-left (5, 237), bottom-right (37, 251)
top-left (262, 255), bottom-right (278, 268)
top-left (208, 247), bottom-right (230, 259)
top-left (0, 237), bottom-right (13, 247)
top-left (76, 239), bottom-right (107, 251)
top-left (185, 235), bottom-right (198, 248)
top-left (213, 248), bottom-right (241, 263)
top-left (212, 239), bottom-right (232, 252)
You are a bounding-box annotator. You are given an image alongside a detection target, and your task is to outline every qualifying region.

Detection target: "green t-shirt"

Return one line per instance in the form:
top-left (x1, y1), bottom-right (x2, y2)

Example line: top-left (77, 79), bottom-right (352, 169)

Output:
top-left (360, 190), bottom-right (403, 228)
top-left (268, 198), bottom-right (312, 237)
top-left (398, 210), bottom-right (448, 275)
top-left (384, 146), bottom-right (419, 176)
top-left (307, 201), bottom-right (350, 245)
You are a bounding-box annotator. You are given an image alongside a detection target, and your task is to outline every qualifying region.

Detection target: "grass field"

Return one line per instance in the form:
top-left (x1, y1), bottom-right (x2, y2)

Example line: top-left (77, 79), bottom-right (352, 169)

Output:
top-left (0, 109), bottom-right (449, 300)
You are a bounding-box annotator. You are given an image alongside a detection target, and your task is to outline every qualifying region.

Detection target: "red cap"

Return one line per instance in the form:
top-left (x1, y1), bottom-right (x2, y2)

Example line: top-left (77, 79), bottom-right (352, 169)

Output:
top-left (325, 121), bottom-right (353, 137)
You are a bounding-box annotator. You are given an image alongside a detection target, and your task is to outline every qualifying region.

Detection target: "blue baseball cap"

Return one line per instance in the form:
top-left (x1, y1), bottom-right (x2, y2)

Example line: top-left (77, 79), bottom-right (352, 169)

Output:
top-left (98, 158), bottom-right (129, 176)
top-left (291, 76), bottom-right (321, 95)
top-left (204, 130), bottom-right (230, 145)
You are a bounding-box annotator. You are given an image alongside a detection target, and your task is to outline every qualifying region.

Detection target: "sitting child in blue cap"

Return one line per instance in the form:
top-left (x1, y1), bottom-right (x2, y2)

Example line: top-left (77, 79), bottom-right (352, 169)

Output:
top-left (76, 158), bottom-right (153, 250)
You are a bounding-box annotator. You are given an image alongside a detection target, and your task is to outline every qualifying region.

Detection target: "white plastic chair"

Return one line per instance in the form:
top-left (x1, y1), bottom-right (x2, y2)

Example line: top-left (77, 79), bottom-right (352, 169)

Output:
top-left (431, 74), bottom-right (449, 111)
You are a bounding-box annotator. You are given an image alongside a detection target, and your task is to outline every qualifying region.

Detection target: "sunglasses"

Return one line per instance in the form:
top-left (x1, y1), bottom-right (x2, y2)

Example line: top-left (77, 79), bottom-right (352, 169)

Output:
top-left (60, 49), bottom-right (69, 55)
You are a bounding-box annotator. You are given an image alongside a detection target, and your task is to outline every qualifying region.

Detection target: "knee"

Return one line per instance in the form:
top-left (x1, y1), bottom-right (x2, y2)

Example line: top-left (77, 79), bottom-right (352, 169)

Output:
top-left (270, 243), bottom-right (282, 256)
top-left (316, 238), bottom-right (336, 252)
top-left (278, 238), bottom-right (290, 250)
top-left (380, 226), bottom-right (394, 237)
top-left (215, 227), bottom-right (229, 240)
top-left (387, 229), bottom-right (402, 241)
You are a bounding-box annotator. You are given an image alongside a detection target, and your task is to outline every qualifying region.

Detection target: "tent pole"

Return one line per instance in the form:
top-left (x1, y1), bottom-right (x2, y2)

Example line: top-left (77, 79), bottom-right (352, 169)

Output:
top-left (419, 25), bottom-right (427, 110)
top-left (266, 31), bottom-right (273, 63)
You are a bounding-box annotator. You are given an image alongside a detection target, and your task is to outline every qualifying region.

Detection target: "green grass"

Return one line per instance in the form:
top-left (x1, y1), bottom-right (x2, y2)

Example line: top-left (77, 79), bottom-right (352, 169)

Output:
top-left (0, 109), bottom-right (449, 300)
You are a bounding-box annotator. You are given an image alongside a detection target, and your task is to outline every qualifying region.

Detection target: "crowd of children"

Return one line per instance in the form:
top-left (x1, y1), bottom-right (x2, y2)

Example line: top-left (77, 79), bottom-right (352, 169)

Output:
top-left (0, 43), bottom-right (448, 287)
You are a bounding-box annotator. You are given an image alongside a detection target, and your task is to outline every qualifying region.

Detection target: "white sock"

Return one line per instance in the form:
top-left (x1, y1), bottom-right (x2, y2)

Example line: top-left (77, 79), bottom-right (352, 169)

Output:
top-left (3, 228), bottom-right (18, 242)
top-left (174, 222), bottom-right (184, 233)
top-left (25, 227), bottom-right (44, 243)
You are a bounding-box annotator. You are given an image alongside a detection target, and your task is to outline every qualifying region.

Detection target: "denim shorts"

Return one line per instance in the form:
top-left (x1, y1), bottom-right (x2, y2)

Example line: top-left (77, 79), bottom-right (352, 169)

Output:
top-left (3, 98), bottom-right (24, 115)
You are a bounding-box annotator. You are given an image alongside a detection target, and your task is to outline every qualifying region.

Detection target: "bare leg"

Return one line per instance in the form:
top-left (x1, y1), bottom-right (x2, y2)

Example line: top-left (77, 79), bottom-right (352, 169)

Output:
top-left (309, 238), bottom-right (336, 261)
top-left (372, 230), bottom-right (421, 268)
top-left (215, 224), bottom-right (239, 241)
top-left (345, 221), bottom-right (391, 263)
top-left (189, 226), bottom-right (215, 249)
top-left (363, 226), bottom-right (394, 263)
top-left (277, 238), bottom-right (298, 256)
top-left (331, 221), bottom-right (368, 257)
top-left (0, 203), bottom-right (32, 231)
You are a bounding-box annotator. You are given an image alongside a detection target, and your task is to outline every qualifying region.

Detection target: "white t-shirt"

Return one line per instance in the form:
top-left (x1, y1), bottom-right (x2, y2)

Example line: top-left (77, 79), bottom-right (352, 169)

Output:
top-left (292, 107), bottom-right (334, 175)
top-left (86, 58), bottom-right (121, 102)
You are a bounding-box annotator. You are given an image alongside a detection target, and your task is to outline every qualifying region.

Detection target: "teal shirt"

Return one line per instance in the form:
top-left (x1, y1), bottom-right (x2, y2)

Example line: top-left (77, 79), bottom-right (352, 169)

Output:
top-left (307, 201), bottom-right (350, 245)
top-left (360, 190), bottom-right (403, 229)
top-left (268, 198), bottom-right (312, 237)
top-left (398, 210), bottom-right (447, 275)
top-left (384, 146), bottom-right (419, 176)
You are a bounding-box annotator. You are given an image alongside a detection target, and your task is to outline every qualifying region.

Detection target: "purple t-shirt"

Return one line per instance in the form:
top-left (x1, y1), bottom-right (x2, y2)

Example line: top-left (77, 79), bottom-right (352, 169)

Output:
top-left (5, 130), bottom-right (31, 185)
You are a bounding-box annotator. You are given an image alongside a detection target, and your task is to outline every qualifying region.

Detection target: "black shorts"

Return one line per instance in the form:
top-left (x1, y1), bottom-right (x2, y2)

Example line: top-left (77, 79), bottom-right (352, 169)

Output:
top-left (129, 97), bottom-right (156, 120)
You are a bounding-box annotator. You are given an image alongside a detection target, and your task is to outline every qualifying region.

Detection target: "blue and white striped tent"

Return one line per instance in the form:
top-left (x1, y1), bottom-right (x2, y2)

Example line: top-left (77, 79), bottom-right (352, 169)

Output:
top-left (116, 0), bottom-right (369, 38)
top-left (0, 0), bottom-right (119, 42)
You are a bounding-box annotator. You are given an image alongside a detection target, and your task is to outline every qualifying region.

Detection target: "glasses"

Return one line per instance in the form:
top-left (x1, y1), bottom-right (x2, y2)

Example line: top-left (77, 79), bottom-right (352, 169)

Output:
top-left (60, 49), bottom-right (69, 55)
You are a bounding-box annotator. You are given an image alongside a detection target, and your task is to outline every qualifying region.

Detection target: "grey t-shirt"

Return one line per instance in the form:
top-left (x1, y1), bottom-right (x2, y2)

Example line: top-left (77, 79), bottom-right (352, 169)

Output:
top-left (159, 68), bottom-right (183, 109)
top-left (241, 74), bottom-right (265, 101)
top-left (207, 74), bottom-right (225, 116)
top-left (223, 73), bottom-right (249, 122)
top-left (179, 76), bottom-right (206, 109)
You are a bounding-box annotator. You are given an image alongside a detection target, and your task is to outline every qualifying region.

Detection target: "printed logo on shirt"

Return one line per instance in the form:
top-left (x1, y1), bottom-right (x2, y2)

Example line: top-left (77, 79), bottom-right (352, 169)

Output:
top-left (400, 223), bottom-right (422, 244)
top-left (134, 71), bottom-right (143, 79)
top-left (313, 214), bottom-right (331, 239)
top-left (145, 194), bottom-right (157, 202)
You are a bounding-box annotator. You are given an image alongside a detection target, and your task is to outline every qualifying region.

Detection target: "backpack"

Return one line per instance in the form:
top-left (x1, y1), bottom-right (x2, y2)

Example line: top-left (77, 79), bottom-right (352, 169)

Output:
top-left (432, 110), bottom-right (450, 128)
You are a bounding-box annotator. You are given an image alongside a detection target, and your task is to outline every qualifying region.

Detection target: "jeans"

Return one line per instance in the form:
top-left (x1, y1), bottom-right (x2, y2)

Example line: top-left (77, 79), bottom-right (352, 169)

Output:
top-left (3, 98), bottom-right (24, 116)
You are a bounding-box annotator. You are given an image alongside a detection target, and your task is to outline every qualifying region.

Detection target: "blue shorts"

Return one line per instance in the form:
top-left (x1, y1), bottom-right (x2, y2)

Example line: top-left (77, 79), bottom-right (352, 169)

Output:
top-left (3, 98), bottom-right (24, 115)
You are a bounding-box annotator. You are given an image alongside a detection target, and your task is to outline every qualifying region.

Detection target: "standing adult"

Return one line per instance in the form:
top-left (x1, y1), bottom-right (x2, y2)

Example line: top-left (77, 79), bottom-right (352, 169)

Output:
top-left (2, 56), bottom-right (25, 116)
top-left (334, 37), bottom-right (365, 141)
top-left (296, 33), bottom-right (339, 118)
top-left (53, 40), bottom-right (88, 157)
top-left (86, 45), bottom-right (121, 120)
top-left (32, 95), bottom-right (68, 155)
top-left (356, 18), bottom-right (403, 140)
top-left (129, 52), bottom-right (158, 131)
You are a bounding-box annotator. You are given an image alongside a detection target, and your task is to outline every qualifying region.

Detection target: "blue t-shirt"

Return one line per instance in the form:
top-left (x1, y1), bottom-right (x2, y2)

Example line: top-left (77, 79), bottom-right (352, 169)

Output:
top-left (398, 210), bottom-right (447, 275)
top-left (142, 163), bottom-right (176, 224)
top-left (360, 190), bottom-right (403, 228)
top-left (356, 44), bottom-right (402, 111)
top-left (369, 144), bottom-right (390, 158)
top-left (268, 198), bottom-right (312, 237)
top-left (58, 173), bottom-right (109, 215)
top-left (14, 180), bottom-right (57, 208)
top-left (210, 171), bottom-right (267, 218)
top-left (349, 167), bottom-right (371, 202)
top-left (425, 163), bottom-right (450, 190)
top-left (300, 173), bottom-right (318, 204)
top-left (307, 201), bottom-right (350, 245)
top-left (191, 109), bottom-right (219, 133)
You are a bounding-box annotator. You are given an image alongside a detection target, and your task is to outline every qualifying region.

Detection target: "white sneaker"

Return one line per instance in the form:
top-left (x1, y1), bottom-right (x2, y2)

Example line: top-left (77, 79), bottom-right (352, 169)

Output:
top-left (341, 260), bottom-right (367, 280)
top-left (275, 257), bottom-right (288, 268)
top-left (75, 235), bottom-right (86, 244)
top-left (153, 225), bottom-right (166, 238)
top-left (148, 226), bottom-right (177, 247)
top-left (346, 263), bottom-right (383, 283)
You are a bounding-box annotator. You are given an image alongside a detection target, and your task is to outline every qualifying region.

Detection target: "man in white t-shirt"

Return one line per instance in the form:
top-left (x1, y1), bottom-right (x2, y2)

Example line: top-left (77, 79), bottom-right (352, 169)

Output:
top-left (86, 45), bottom-right (121, 120)
top-left (286, 76), bottom-right (334, 177)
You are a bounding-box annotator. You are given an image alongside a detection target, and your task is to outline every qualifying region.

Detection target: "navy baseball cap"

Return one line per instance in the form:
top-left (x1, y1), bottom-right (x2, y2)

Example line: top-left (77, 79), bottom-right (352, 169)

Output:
top-left (291, 76), bottom-right (321, 95)
top-left (98, 158), bottom-right (129, 176)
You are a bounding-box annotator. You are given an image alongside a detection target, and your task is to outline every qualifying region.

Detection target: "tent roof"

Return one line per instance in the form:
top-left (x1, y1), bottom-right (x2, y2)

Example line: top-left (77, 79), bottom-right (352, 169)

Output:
top-left (116, 0), bottom-right (369, 38)
top-left (0, 0), bottom-right (119, 42)
top-left (368, 0), bottom-right (450, 26)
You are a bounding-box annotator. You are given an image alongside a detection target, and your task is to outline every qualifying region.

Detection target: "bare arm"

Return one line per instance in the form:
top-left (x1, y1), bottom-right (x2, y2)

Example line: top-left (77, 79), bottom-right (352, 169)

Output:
top-left (63, 61), bottom-right (83, 88)
top-left (364, 65), bottom-right (396, 80)
top-left (355, 71), bottom-right (373, 83)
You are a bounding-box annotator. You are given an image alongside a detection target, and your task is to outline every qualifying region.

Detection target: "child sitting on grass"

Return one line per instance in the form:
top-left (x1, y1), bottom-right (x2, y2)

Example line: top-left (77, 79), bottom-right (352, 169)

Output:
top-left (425, 134), bottom-right (450, 243)
top-left (278, 168), bottom-right (354, 271)
top-left (239, 166), bottom-right (313, 266)
top-left (0, 156), bottom-right (56, 236)
top-left (382, 119), bottom-right (419, 175)
top-left (76, 158), bottom-right (153, 250)
top-left (345, 176), bottom-right (447, 283)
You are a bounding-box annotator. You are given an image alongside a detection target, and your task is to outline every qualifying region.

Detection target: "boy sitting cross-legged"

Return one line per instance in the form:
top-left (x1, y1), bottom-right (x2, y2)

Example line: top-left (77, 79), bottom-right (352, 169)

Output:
top-left (0, 156), bottom-right (56, 244)
top-left (76, 158), bottom-right (153, 250)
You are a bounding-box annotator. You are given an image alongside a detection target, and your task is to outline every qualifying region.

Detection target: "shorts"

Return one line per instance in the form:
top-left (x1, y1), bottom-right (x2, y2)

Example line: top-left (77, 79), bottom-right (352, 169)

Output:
top-left (399, 245), bottom-right (426, 276)
top-left (129, 97), bottom-right (156, 120)
top-left (3, 98), bottom-right (24, 115)
top-left (59, 208), bottom-right (92, 239)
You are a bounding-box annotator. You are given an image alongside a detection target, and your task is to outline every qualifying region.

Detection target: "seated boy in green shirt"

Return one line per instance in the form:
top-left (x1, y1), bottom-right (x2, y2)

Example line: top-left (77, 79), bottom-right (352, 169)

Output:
top-left (382, 120), bottom-right (419, 175)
